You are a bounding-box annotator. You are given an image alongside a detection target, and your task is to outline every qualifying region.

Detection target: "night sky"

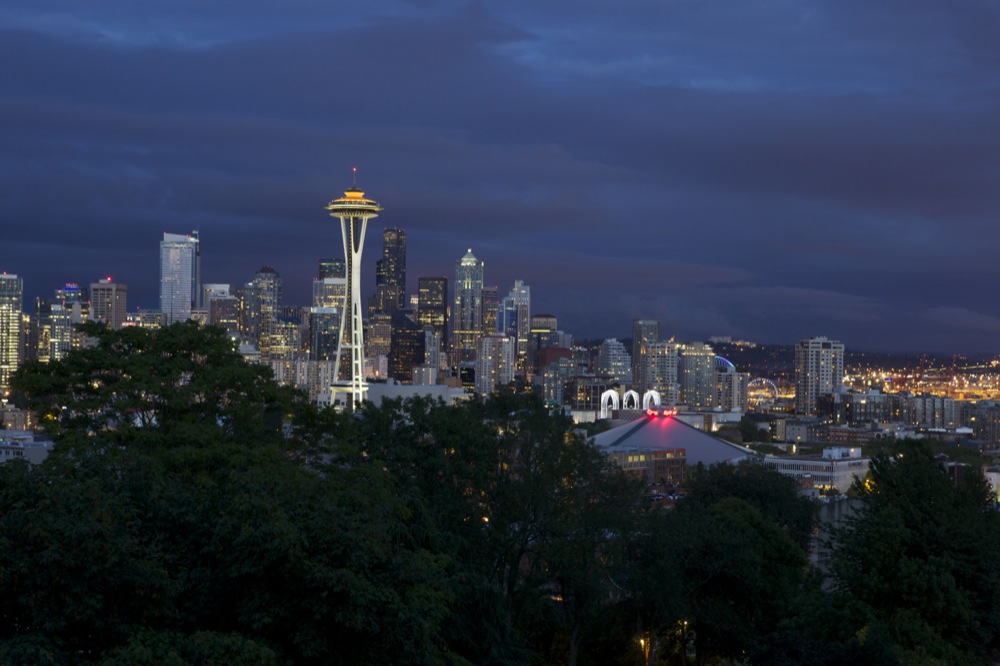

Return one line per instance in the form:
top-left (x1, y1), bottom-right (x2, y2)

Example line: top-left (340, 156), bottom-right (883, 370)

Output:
top-left (4, 1), bottom-right (1000, 354)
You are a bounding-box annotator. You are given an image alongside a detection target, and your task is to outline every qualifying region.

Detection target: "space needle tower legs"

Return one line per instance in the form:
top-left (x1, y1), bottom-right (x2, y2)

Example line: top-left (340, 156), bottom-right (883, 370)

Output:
top-left (326, 172), bottom-right (383, 410)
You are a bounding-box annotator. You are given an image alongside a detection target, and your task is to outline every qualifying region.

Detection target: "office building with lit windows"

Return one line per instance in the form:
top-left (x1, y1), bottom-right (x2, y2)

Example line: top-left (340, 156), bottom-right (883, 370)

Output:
top-left (632, 319), bottom-right (660, 391)
top-left (498, 280), bottom-right (531, 375)
top-left (452, 249), bottom-right (484, 364)
top-left (417, 276), bottom-right (448, 351)
top-left (89, 278), bottom-right (127, 329)
top-left (369, 228), bottom-right (406, 316)
top-left (0, 274), bottom-right (23, 396)
top-left (159, 232), bottom-right (201, 324)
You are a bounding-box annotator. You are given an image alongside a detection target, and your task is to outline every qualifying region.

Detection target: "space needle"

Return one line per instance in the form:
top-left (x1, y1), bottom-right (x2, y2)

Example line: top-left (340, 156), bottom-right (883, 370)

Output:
top-left (326, 169), bottom-right (382, 409)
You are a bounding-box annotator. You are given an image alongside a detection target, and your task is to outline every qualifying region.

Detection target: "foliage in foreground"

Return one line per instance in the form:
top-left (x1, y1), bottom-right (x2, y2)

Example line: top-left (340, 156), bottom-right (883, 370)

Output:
top-left (1, 324), bottom-right (998, 664)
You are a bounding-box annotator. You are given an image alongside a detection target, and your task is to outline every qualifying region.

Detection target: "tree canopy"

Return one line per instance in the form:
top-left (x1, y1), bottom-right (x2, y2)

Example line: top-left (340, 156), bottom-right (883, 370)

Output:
top-left (4, 324), bottom-right (997, 664)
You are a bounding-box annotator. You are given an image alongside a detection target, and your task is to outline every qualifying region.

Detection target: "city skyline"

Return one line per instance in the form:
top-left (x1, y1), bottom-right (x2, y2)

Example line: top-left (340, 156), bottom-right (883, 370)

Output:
top-left (3, 2), bottom-right (1000, 353)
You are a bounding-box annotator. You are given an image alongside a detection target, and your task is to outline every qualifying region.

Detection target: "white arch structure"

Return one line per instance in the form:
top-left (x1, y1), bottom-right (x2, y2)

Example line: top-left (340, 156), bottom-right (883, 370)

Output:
top-left (622, 390), bottom-right (640, 409)
top-left (599, 389), bottom-right (620, 419)
top-left (642, 390), bottom-right (662, 409)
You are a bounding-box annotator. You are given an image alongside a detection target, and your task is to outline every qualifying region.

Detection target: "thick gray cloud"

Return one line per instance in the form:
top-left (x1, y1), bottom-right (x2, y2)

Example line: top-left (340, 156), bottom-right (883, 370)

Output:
top-left (2, 1), bottom-right (999, 352)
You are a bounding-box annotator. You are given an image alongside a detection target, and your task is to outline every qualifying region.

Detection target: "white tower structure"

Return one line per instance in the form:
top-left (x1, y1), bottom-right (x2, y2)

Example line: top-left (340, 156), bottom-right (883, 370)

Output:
top-left (326, 176), bottom-right (382, 409)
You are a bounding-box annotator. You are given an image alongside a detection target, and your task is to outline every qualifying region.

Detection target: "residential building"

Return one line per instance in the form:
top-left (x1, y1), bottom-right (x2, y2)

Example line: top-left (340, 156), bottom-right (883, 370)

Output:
top-left (475, 334), bottom-right (514, 395)
top-left (595, 338), bottom-right (631, 386)
top-left (794, 336), bottom-right (845, 415)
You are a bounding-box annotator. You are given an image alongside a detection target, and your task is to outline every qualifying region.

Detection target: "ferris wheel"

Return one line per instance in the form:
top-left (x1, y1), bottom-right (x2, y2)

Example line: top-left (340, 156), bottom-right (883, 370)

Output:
top-left (747, 377), bottom-right (778, 408)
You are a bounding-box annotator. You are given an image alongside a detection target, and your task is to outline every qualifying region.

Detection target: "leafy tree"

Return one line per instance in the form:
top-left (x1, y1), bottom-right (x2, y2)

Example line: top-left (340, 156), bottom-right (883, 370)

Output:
top-left (684, 461), bottom-right (817, 550)
top-left (670, 497), bottom-right (807, 665)
top-left (13, 321), bottom-right (297, 453)
top-left (2, 323), bottom-right (455, 665)
top-left (829, 440), bottom-right (1000, 664)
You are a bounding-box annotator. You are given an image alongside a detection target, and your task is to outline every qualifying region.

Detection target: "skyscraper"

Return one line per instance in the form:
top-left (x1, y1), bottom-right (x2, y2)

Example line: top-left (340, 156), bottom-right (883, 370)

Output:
top-left (678, 342), bottom-right (717, 410)
top-left (89, 277), bottom-right (127, 329)
top-left (596, 338), bottom-right (632, 386)
top-left (631, 318), bottom-right (660, 390)
top-left (159, 232), bottom-right (200, 324)
top-left (499, 280), bottom-right (531, 375)
top-left (0, 274), bottom-right (23, 396)
top-left (795, 336), bottom-right (845, 415)
top-left (370, 228), bottom-right (406, 316)
top-left (318, 257), bottom-right (346, 280)
top-left (476, 334), bottom-right (514, 395)
top-left (326, 180), bottom-right (382, 408)
top-left (252, 265), bottom-right (282, 357)
top-left (417, 277), bottom-right (448, 351)
top-left (481, 286), bottom-right (499, 335)
top-left (646, 340), bottom-right (681, 406)
top-left (204, 284), bottom-right (239, 337)
top-left (388, 311), bottom-right (424, 382)
top-left (452, 249), bottom-right (484, 365)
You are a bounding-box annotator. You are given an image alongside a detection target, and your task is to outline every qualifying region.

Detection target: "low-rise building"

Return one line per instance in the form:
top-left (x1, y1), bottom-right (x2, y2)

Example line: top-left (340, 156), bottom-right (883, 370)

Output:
top-left (763, 447), bottom-right (870, 493)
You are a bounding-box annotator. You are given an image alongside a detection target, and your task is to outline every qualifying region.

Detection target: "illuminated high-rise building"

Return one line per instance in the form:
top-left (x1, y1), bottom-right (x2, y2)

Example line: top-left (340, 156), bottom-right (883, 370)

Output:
top-left (369, 228), bottom-right (406, 316)
top-left (417, 277), bottom-right (448, 351)
top-left (498, 280), bottom-right (531, 374)
top-left (159, 231), bottom-right (201, 324)
top-left (89, 277), bottom-right (127, 329)
top-left (318, 257), bottom-right (346, 280)
top-left (481, 285), bottom-right (498, 335)
top-left (795, 336), bottom-right (845, 416)
top-left (679, 342), bottom-right (717, 410)
top-left (631, 318), bottom-right (660, 390)
top-left (365, 312), bottom-right (392, 361)
top-left (252, 266), bottom-right (282, 358)
top-left (476, 334), bottom-right (514, 395)
top-left (0, 274), bottom-right (23, 396)
top-left (389, 311), bottom-right (424, 382)
top-left (452, 249), bottom-right (484, 364)
top-left (313, 277), bottom-right (347, 309)
top-left (326, 178), bottom-right (382, 408)
top-left (647, 340), bottom-right (681, 406)
top-left (596, 338), bottom-right (631, 386)
top-left (309, 307), bottom-right (342, 361)
top-left (204, 284), bottom-right (240, 338)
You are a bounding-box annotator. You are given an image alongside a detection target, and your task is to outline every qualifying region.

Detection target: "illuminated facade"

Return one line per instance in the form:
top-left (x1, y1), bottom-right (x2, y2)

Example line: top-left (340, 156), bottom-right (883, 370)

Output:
top-left (252, 266), bottom-right (282, 358)
top-left (795, 336), bottom-right (845, 415)
top-left (0, 274), bottom-right (23, 396)
top-left (452, 249), bottom-right (484, 364)
top-left (309, 307), bottom-right (341, 362)
top-left (475, 334), bottom-right (514, 395)
top-left (679, 342), bottom-right (717, 410)
top-left (631, 318), bottom-right (660, 391)
top-left (313, 277), bottom-right (347, 308)
top-left (498, 280), bottom-right (531, 375)
top-left (89, 278), bottom-right (127, 329)
top-left (159, 232), bottom-right (201, 324)
top-left (596, 338), bottom-right (632, 386)
top-left (369, 228), bottom-right (406, 316)
top-left (416, 276), bottom-right (448, 350)
top-left (326, 182), bottom-right (382, 408)
top-left (647, 341), bottom-right (681, 406)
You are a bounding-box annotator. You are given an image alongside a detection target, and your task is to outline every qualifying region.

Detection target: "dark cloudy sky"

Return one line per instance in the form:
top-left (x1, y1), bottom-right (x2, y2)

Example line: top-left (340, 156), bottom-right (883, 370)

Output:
top-left (3, 1), bottom-right (1000, 354)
